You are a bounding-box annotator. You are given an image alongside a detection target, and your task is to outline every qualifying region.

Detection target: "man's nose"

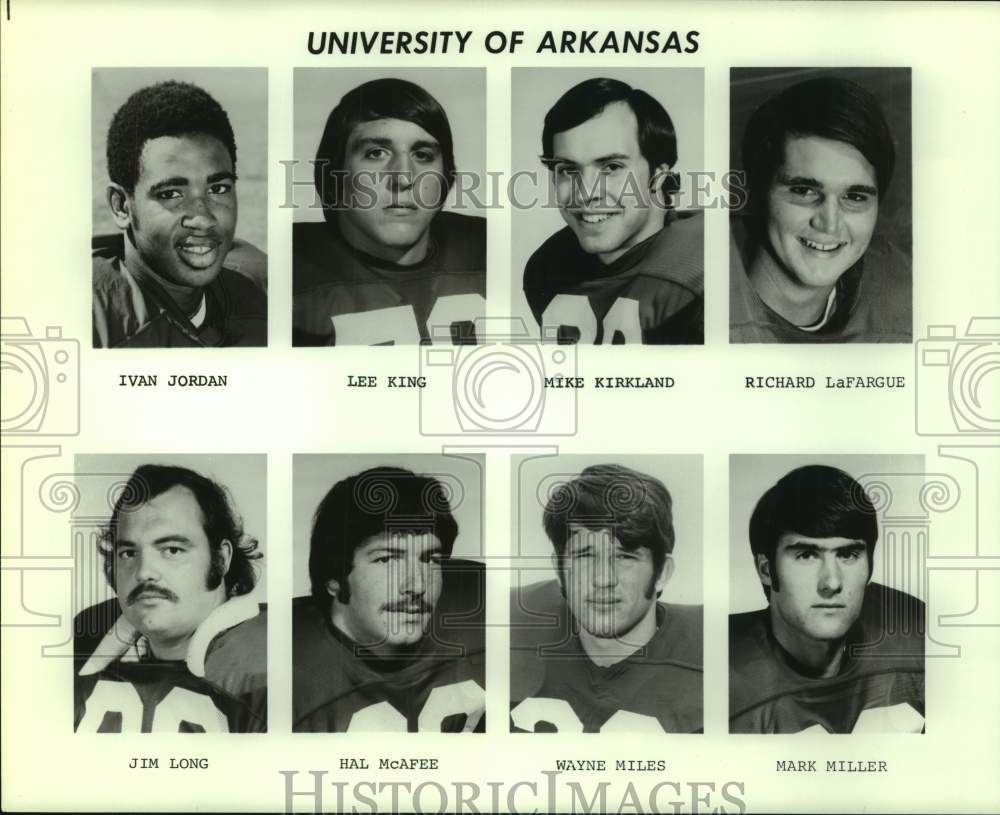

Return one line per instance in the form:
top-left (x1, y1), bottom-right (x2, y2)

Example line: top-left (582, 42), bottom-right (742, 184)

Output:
top-left (181, 193), bottom-right (218, 231)
top-left (387, 153), bottom-right (415, 190)
top-left (810, 196), bottom-right (843, 236)
top-left (399, 559), bottom-right (427, 595)
top-left (817, 556), bottom-right (843, 596)
top-left (592, 552), bottom-right (618, 588)
top-left (134, 550), bottom-right (161, 583)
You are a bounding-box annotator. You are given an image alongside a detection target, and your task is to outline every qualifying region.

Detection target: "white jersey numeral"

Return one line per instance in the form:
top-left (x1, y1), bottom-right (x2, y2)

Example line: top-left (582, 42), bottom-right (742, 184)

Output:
top-left (77, 680), bottom-right (230, 733)
top-left (510, 697), bottom-right (664, 733)
top-left (331, 294), bottom-right (485, 346)
top-left (347, 680), bottom-right (486, 732)
top-left (540, 294), bottom-right (643, 345)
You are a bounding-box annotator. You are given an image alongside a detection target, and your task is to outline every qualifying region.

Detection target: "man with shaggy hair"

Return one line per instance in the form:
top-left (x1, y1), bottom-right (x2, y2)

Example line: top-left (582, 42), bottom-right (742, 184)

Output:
top-left (510, 464), bottom-right (702, 733)
top-left (74, 464), bottom-right (266, 732)
top-left (93, 80), bottom-right (267, 348)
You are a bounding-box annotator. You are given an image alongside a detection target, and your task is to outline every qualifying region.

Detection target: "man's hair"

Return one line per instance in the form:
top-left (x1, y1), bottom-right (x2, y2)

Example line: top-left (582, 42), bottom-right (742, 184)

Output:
top-left (309, 466), bottom-right (459, 609)
top-left (741, 76), bottom-right (895, 240)
top-left (99, 464), bottom-right (261, 597)
top-left (106, 80), bottom-right (237, 194)
top-left (313, 78), bottom-right (457, 213)
top-left (541, 77), bottom-right (680, 204)
top-left (749, 465), bottom-right (878, 599)
top-left (542, 464), bottom-right (675, 586)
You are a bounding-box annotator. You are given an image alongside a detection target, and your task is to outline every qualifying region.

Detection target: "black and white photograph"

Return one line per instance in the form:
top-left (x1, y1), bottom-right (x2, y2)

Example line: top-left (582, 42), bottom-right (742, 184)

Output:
top-left (729, 68), bottom-right (913, 344)
top-left (292, 454), bottom-right (485, 732)
top-left (72, 454), bottom-right (267, 733)
top-left (91, 68), bottom-right (268, 348)
top-left (510, 455), bottom-right (703, 733)
top-left (292, 68), bottom-right (487, 346)
top-left (511, 68), bottom-right (704, 345)
top-left (729, 454), bottom-right (925, 734)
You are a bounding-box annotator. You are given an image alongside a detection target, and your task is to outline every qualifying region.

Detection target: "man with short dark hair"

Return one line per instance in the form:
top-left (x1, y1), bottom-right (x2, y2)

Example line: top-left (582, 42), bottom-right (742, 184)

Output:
top-left (524, 78), bottom-right (703, 344)
top-left (730, 76), bottom-right (911, 342)
top-left (293, 467), bottom-right (485, 732)
top-left (293, 78), bottom-right (486, 345)
top-left (510, 464), bottom-right (702, 733)
top-left (74, 464), bottom-right (266, 732)
top-left (729, 465), bottom-right (924, 733)
top-left (93, 80), bottom-right (267, 348)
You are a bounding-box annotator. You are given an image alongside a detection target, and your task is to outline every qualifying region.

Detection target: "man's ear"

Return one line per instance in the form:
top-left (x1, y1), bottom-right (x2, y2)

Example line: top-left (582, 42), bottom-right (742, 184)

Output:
top-left (218, 539), bottom-right (234, 577)
top-left (107, 183), bottom-right (133, 229)
top-left (325, 578), bottom-right (341, 599)
top-left (649, 162), bottom-right (672, 204)
top-left (754, 553), bottom-right (773, 587)
top-left (655, 554), bottom-right (675, 594)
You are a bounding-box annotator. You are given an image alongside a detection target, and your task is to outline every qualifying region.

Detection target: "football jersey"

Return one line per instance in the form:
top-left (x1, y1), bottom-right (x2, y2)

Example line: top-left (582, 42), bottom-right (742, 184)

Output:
top-left (510, 579), bottom-right (703, 733)
top-left (292, 212), bottom-right (486, 345)
top-left (74, 595), bottom-right (267, 733)
top-left (293, 559), bottom-right (486, 732)
top-left (522, 211), bottom-right (703, 344)
top-left (92, 234), bottom-right (267, 348)
top-left (729, 583), bottom-right (925, 734)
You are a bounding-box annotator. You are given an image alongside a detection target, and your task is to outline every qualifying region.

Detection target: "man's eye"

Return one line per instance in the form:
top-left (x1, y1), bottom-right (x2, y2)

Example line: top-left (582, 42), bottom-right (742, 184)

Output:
top-left (163, 546), bottom-right (186, 557)
top-left (842, 192), bottom-right (875, 209)
top-left (840, 549), bottom-right (864, 560)
top-left (787, 186), bottom-right (819, 201)
top-left (209, 182), bottom-right (233, 195)
top-left (413, 150), bottom-right (437, 164)
top-left (116, 549), bottom-right (136, 560)
top-left (155, 189), bottom-right (182, 201)
top-left (602, 162), bottom-right (625, 174)
top-left (794, 550), bottom-right (817, 560)
top-left (365, 148), bottom-right (389, 161)
top-left (554, 165), bottom-right (578, 178)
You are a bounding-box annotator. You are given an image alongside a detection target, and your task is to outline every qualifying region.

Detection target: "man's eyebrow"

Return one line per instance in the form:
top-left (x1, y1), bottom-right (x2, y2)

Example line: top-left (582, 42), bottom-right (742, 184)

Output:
top-left (148, 176), bottom-right (191, 193)
top-left (776, 174), bottom-right (823, 189)
top-left (350, 137), bottom-right (441, 151)
top-left (847, 183), bottom-right (879, 196)
top-left (207, 171), bottom-right (236, 184)
top-left (114, 535), bottom-right (192, 548)
top-left (541, 152), bottom-right (631, 167)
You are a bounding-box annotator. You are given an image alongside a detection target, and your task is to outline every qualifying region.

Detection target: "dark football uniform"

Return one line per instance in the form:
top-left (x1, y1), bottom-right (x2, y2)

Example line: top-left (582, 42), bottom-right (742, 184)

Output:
top-left (510, 579), bottom-right (703, 733)
top-left (729, 583), bottom-right (925, 733)
top-left (292, 212), bottom-right (486, 346)
top-left (293, 559), bottom-right (486, 732)
top-left (92, 234), bottom-right (267, 348)
top-left (522, 211), bottom-right (703, 344)
top-left (74, 595), bottom-right (267, 733)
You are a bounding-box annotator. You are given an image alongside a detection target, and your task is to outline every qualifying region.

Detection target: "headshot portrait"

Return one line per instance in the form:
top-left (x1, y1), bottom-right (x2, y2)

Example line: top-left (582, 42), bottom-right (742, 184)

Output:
top-left (729, 455), bottom-right (925, 734)
top-left (292, 68), bottom-right (486, 346)
top-left (72, 454), bottom-right (267, 733)
top-left (510, 455), bottom-right (703, 733)
top-left (512, 68), bottom-right (704, 345)
top-left (729, 68), bottom-right (912, 343)
top-left (91, 68), bottom-right (268, 348)
top-left (292, 454), bottom-right (485, 732)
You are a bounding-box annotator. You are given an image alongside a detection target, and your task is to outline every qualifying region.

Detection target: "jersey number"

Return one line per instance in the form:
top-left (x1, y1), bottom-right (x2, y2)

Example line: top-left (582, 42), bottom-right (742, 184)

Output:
top-left (541, 294), bottom-right (642, 344)
top-left (332, 294), bottom-right (486, 345)
top-left (77, 680), bottom-right (229, 733)
top-left (346, 680), bottom-right (486, 732)
top-left (510, 697), bottom-right (664, 733)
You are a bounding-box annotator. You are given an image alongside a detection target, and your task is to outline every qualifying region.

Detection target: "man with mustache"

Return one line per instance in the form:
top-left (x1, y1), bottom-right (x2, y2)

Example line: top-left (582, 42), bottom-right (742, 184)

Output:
top-left (523, 77), bottom-right (703, 344)
top-left (92, 79), bottom-right (267, 348)
top-left (729, 465), bottom-right (924, 733)
top-left (730, 74), bottom-right (911, 342)
top-left (74, 464), bottom-right (266, 732)
top-left (293, 467), bottom-right (485, 732)
top-left (293, 77), bottom-right (486, 345)
top-left (510, 464), bottom-right (702, 733)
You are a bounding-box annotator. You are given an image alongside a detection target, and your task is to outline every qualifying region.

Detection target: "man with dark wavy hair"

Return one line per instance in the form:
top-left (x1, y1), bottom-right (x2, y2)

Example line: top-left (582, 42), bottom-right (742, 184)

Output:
top-left (93, 79), bottom-right (267, 348)
top-left (293, 466), bottom-right (485, 732)
top-left (524, 77), bottom-right (704, 344)
top-left (729, 465), bottom-right (924, 733)
top-left (510, 464), bottom-right (703, 733)
top-left (74, 464), bottom-right (266, 732)
top-left (293, 77), bottom-right (485, 345)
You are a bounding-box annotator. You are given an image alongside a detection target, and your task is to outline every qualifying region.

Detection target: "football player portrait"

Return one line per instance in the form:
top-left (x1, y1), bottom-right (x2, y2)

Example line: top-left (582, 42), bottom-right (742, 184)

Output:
top-left (73, 462), bottom-right (267, 733)
top-left (292, 69), bottom-right (486, 345)
top-left (730, 69), bottom-right (912, 343)
top-left (517, 71), bottom-right (704, 345)
top-left (510, 461), bottom-right (703, 733)
top-left (729, 461), bottom-right (925, 734)
top-left (293, 459), bottom-right (485, 732)
top-left (92, 70), bottom-right (268, 348)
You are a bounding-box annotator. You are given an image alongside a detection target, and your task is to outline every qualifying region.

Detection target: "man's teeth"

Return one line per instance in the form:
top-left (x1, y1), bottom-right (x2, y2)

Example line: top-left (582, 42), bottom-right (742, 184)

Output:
top-left (180, 245), bottom-right (213, 255)
top-left (801, 238), bottom-right (842, 251)
top-left (579, 213), bottom-right (613, 224)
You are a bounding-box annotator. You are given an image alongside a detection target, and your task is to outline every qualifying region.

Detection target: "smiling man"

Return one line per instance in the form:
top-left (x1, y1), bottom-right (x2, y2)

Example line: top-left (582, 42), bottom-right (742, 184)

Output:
top-left (523, 78), bottom-right (703, 344)
top-left (74, 464), bottom-right (266, 732)
top-left (293, 78), bottom-right (486, 345)
top-left (729, 465), bottom-right (925, 734)
top-left (730, 75), bottom-right (912, 342)
top-left (92, 80), bottom-right (267, 348)
top-left (510, 465), bottom-right (703, 733)
top-left (293, 467), bottom-right (485, 732)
